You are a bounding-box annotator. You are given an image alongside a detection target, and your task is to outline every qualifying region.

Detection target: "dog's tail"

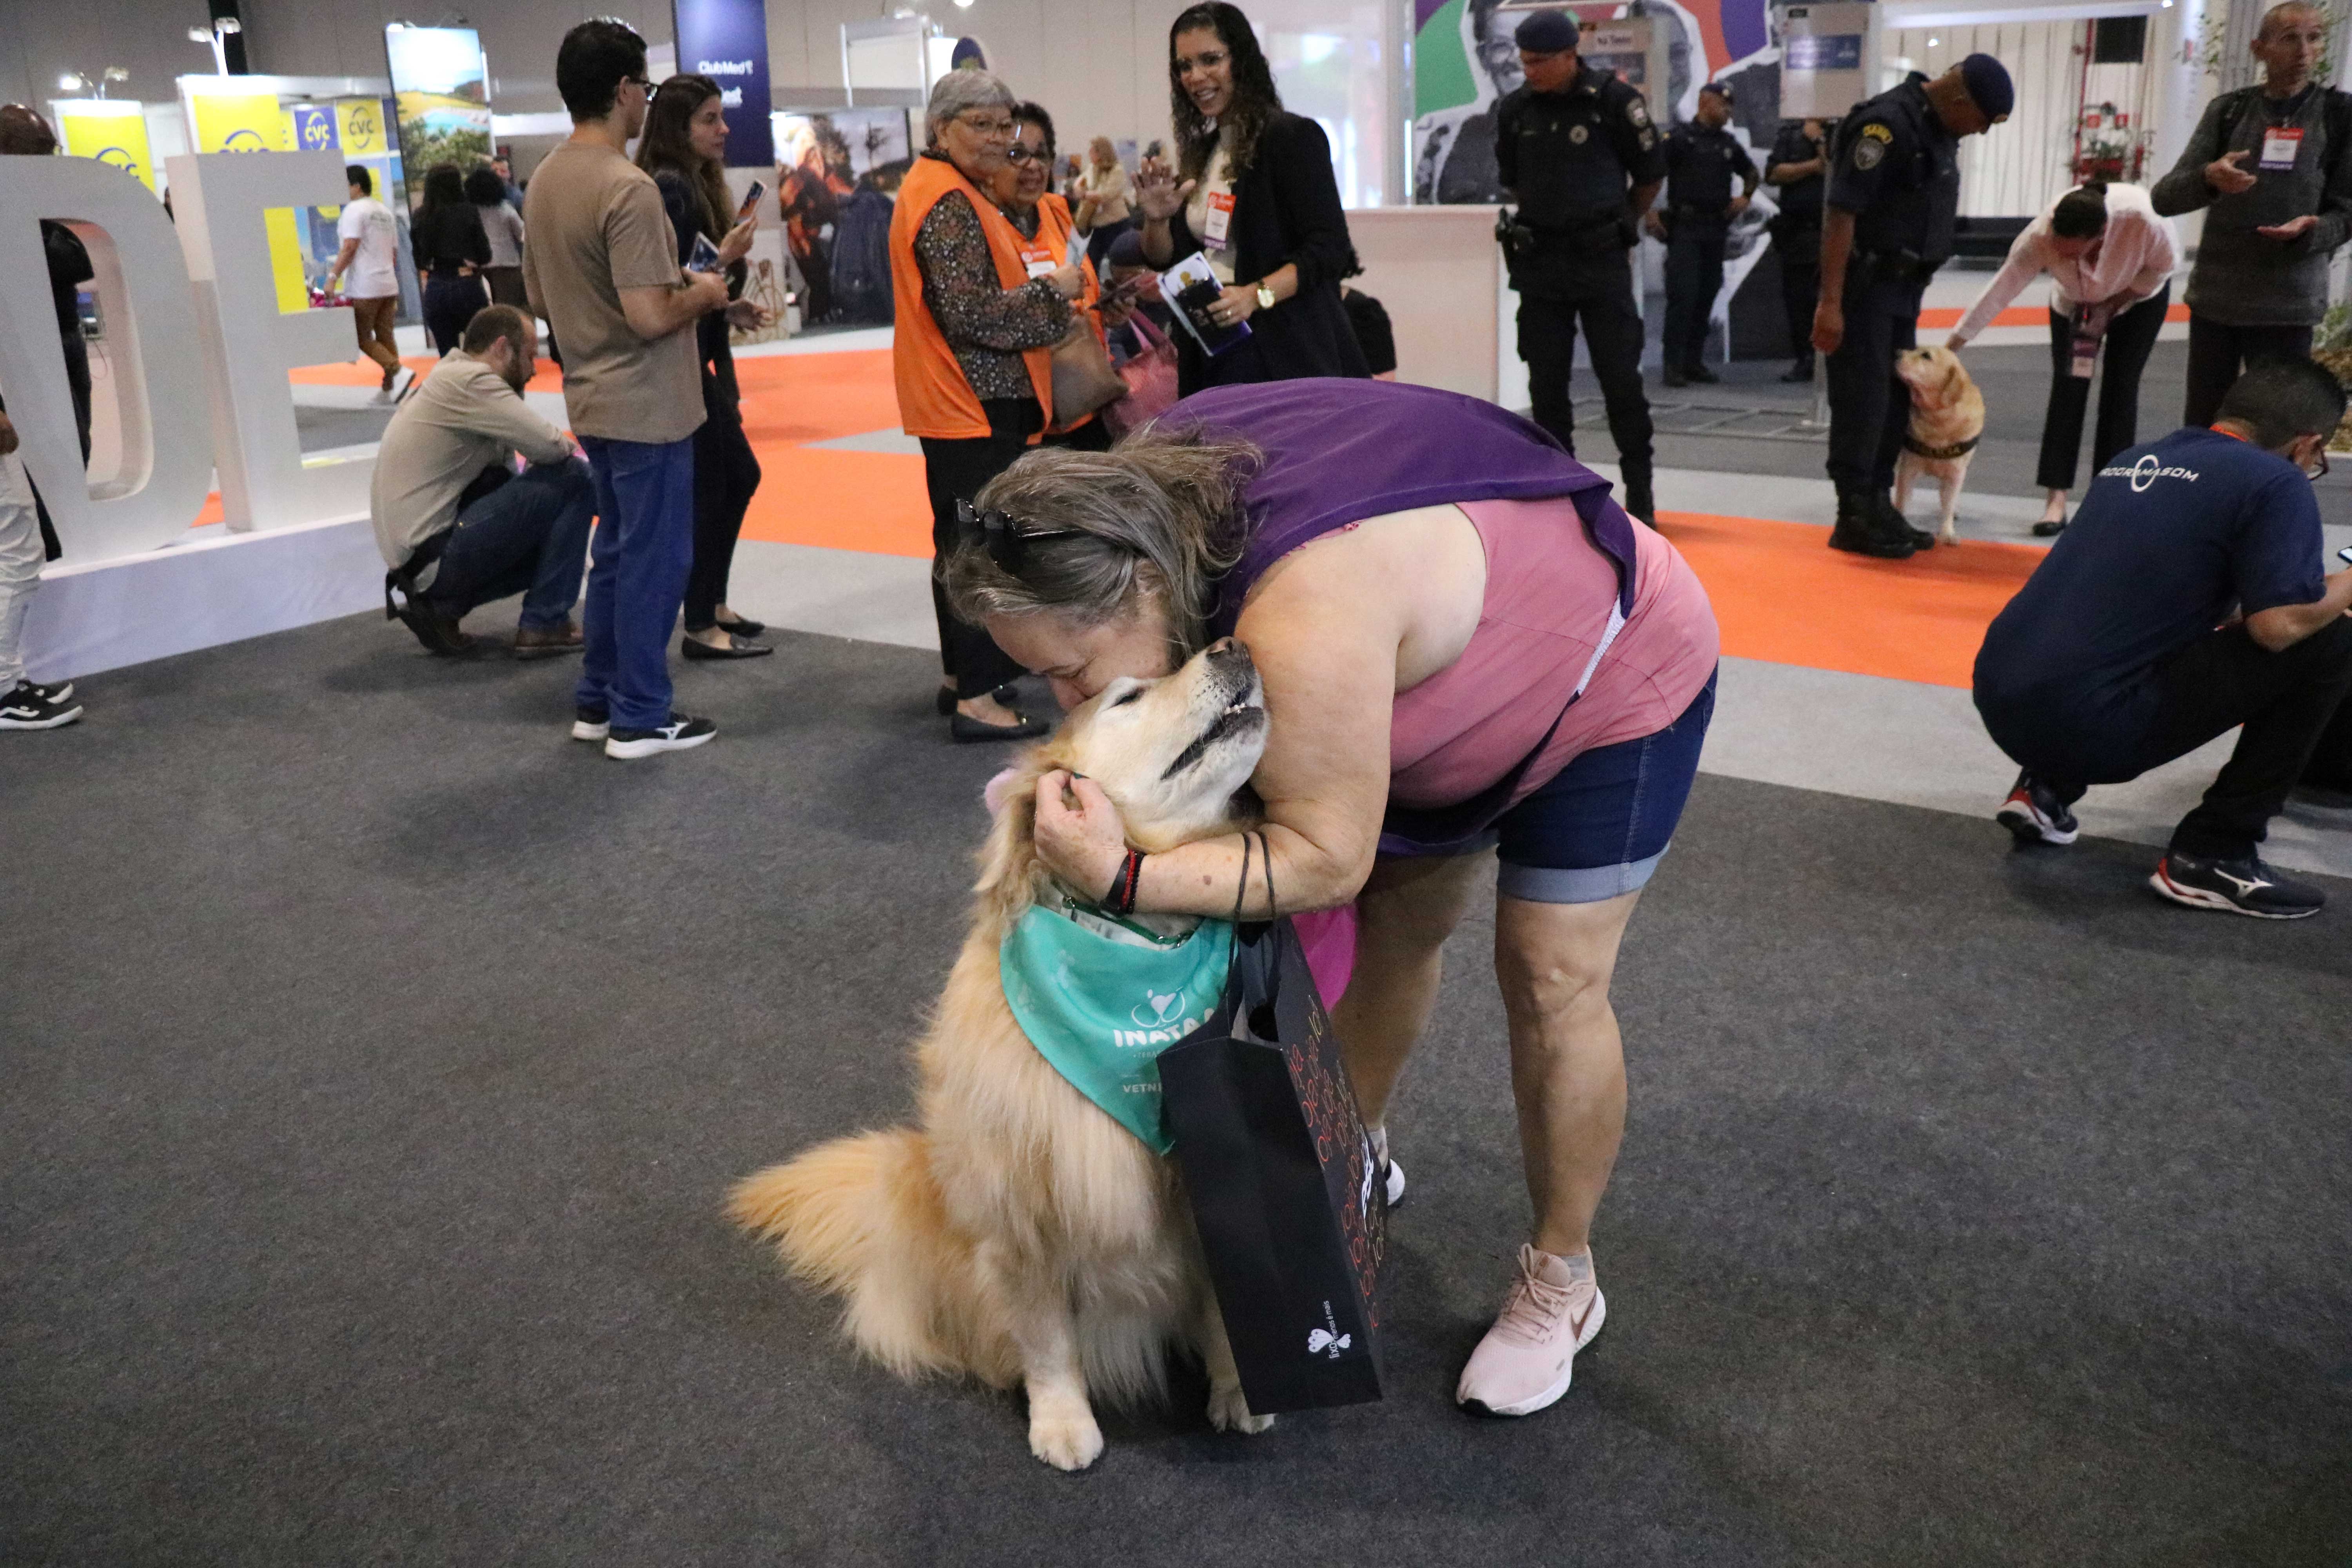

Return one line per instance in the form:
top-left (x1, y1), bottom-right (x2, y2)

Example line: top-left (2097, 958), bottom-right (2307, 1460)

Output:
top-left (728, 1130), bottom-right (1014, 1386)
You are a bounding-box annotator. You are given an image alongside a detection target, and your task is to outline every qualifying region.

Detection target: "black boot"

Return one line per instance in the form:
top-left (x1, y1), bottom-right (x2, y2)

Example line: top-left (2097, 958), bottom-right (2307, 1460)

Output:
top-left (1620, 461), bottom-right (1657, 526)
top-left (1874, 491), bottom-right (1935, 549)
top-left (1829, 486), bottom-right (1916, 558)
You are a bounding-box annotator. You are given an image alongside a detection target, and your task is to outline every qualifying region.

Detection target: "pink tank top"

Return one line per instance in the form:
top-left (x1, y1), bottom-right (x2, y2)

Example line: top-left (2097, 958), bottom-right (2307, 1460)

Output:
top-left (1386, 498), bottom-right (1720, 811)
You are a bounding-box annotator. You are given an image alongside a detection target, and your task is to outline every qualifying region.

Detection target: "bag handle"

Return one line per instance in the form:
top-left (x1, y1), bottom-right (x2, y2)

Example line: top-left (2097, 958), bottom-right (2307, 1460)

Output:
top-left (1256, 830), bottom-right (1276, 920)
top-left (1132, 310), bottom-right (1167, 351)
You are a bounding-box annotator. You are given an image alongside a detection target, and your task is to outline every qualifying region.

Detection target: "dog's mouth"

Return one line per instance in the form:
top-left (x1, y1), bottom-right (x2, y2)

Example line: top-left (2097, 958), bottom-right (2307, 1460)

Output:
top-left (1159, 691), bottom-right (1266, 781)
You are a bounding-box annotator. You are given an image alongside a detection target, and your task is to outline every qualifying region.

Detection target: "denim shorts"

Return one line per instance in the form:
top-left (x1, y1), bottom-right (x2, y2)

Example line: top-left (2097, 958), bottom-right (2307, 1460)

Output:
top-left (1393, 669), bottom-right (1716, 904)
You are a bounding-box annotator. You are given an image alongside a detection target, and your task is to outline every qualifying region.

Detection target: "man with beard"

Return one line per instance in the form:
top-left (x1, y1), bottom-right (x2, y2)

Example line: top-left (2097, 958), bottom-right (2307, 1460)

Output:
top-left (370, 305), bottom-right (597, 657)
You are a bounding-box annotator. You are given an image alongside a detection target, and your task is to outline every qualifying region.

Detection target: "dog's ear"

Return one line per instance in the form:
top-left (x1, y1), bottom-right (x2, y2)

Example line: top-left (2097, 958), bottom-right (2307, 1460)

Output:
top-left (974, 747), bottom-right (1052, 900)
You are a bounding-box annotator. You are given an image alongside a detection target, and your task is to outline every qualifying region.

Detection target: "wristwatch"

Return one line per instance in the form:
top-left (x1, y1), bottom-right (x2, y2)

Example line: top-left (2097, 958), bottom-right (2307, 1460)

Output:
top-left (1255, 282), bottom-right (1277, 311)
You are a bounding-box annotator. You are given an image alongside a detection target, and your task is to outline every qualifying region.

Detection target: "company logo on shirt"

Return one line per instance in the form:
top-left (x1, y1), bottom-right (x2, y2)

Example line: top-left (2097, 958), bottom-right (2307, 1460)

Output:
top-left (2099, 453), bottom-right (2200, 492)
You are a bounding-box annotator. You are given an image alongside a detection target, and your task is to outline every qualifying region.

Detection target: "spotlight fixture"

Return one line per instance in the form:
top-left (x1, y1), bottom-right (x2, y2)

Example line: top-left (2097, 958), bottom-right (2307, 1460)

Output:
top-left (58, 65), bottom-right (129, 98)
top-left (189, 17), bottom-right (243, 75)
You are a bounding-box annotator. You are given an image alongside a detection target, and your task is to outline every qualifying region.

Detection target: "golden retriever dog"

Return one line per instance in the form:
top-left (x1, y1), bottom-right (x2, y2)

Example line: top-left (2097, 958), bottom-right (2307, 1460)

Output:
top-left (1893, 344), bottom-right (1986, 546)
top-left (729, 641), bottom-right (1275, 1471)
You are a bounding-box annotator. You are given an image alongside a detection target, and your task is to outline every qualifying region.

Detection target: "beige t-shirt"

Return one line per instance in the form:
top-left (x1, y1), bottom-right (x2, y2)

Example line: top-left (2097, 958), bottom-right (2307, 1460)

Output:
top-left (1079, 161), bottom-right (1131, 226)
top-left (522, 140), bottom-right (705, 445)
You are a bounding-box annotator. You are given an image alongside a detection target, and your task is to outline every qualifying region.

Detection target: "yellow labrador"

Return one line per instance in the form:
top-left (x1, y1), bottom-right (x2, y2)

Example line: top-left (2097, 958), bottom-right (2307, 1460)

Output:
top-left (1893, 344), bottom-right (1985, 546)
top-left (729, 642), bottom-right (1275, 1471)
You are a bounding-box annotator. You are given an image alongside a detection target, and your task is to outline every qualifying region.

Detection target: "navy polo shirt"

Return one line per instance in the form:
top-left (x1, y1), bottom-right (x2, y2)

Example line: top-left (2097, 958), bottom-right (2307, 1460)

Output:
top-left (1974, 427), bottom-right (2327, 770)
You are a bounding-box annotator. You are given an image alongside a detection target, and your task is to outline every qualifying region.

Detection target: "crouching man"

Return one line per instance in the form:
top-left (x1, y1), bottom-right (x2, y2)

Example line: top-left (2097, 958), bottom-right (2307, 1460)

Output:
top-left (1974, 358), bottom-right (2352, 918)
top-left (373, 304), bottom-right (595, 656)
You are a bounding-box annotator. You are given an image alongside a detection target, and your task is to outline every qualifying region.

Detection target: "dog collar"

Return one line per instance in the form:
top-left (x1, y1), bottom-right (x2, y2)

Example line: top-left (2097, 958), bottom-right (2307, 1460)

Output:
top-left (1903, 433), bottom-right (1981, 460)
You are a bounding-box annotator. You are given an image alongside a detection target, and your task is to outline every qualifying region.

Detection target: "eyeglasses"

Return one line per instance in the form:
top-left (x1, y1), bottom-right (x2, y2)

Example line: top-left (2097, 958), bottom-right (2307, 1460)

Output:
top-left (957, 114), bottom-right (1016, 137)
top-left (960, 500), bottom-right (1083, 572)
top-left (1005, 143), bottom-right (1053, 163)
top-left (2309, 445), bottom-right (2332, 482)
top-left (623, 74), bottom-right (652, 93)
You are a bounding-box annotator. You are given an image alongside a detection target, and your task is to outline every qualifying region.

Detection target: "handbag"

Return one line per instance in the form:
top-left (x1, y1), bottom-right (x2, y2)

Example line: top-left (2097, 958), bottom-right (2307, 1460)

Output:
top-left (1158, 836), bottom-right (1388, 1414)
top-left (1104, 311), bottom-right (1180, 439)
top-left (1050, 316), bottom-right (1128, 426)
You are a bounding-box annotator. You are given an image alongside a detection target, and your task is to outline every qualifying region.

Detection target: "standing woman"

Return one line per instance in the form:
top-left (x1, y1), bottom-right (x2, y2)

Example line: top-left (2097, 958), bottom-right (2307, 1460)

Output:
top-left (637, 73), bottom-right (773, 657)
top-left (1947, 181), bottom-right (2179, 535)
top-left (1074, 136), bottom-right (1135, 276)
top-left (995, 103), bottom-right (1118, 454)
top-left (891, 70), bottom-right (1086, 741)
top-left (1131, 2), bottom-right (1370, 395)
top-left (410, 164), bottom-right (492, 355)
top-left (466, 164), bottom-right (531, 314)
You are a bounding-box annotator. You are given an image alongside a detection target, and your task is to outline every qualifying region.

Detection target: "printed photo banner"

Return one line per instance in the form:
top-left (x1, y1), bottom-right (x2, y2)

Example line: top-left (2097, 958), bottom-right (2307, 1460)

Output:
top-left (384, 23), bottom-right (493, 206)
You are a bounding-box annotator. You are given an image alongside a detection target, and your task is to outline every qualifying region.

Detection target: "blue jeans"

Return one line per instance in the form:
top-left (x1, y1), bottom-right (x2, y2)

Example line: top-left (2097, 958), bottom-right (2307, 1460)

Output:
top-left (424, 459), bottom-right (596, 630)
top-left (575, 434), bottom-right (695, 730)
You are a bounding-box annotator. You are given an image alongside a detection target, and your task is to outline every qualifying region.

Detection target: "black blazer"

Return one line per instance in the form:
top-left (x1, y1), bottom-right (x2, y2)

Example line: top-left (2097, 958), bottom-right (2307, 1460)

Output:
top-left (1166, 112), bottom-right (1370, 392)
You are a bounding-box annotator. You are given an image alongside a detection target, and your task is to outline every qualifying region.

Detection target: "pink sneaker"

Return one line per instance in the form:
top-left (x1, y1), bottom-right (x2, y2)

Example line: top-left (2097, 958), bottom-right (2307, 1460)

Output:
top-left (1455, 1243), bottom-right (1606, 1416)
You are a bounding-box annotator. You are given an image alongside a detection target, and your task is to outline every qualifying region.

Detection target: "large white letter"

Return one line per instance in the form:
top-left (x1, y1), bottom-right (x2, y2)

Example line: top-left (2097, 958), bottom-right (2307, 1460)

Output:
top-left (0, 156), bottom-right (213, 560)
top-left (165, 151), bottom-right (370, 531)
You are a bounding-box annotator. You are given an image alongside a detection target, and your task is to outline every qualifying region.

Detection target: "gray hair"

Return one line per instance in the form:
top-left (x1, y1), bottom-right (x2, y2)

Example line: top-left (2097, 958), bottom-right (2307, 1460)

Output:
top-left (924, 69), bottom-right (1018, 145)
top-left (943, 427), bottom-right (1257, 658)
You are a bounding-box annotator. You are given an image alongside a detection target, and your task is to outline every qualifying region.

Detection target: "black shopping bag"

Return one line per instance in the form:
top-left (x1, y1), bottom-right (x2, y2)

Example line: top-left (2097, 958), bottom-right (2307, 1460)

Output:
top-left (1159, 914), bottom-right (1387, 1414)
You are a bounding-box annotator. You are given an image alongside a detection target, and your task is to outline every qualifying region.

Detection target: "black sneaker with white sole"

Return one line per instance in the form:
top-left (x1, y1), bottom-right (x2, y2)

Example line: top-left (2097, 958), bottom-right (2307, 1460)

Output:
top-left (2149, 850), bottom-right (2324, 919)
top-left (27, 677), bottom-right (71, 703)
top-left (571, 705), bottom-right (610, 741)
top-left (0, 679), bottom-right (83, 730)
top-left (604, 712), bottom-right (716, 759)
top-left (1996, 771), bottom-right (2079, 845)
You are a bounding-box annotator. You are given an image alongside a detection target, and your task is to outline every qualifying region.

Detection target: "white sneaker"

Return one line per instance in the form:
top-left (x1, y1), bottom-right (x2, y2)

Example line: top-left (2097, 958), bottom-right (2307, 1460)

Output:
top-left (1455, 1243), bottom-right (1606, 1417)
top-left (1383, 1157), bottom-right (1406, 1207)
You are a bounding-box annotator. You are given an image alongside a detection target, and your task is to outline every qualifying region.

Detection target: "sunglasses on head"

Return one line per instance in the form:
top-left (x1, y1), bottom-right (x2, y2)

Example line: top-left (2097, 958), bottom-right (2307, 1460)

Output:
top-left (960, 499), bottom-right (1084, 572)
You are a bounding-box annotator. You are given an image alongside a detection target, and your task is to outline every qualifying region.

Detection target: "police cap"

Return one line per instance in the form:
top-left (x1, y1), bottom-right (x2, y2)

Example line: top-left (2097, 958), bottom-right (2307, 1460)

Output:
top-left (1958, 53), bottom-right (2014, 119)
top-left (1515, 9), bottom-right (1580, 53)
top-left (1698, 80), bottom-right (1733, 104)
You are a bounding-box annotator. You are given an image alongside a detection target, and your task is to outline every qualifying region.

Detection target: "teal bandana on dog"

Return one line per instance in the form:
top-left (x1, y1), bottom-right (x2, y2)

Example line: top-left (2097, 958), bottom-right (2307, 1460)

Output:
top-left (999, 897), bottom-right (1234, 1154)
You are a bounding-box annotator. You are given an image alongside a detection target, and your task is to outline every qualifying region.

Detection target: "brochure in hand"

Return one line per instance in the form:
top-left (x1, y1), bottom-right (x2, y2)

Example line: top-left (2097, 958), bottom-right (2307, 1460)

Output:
top-left (1161, 251), bottom-right (1251, 358)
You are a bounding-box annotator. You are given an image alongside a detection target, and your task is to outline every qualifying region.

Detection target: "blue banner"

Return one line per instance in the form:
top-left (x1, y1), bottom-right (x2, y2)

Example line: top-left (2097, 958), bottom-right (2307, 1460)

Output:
top-left (673, 0), bottom-right (774, 167)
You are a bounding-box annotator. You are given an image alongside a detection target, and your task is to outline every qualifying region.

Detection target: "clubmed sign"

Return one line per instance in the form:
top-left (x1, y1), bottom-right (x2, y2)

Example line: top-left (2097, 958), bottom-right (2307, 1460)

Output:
top-left (0, 150), bottom-right (374, 563)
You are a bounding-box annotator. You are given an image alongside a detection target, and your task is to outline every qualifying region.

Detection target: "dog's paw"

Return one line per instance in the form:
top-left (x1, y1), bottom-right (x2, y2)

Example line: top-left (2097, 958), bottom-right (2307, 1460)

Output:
top-left (1028, 1410), bottom-right (1105, 1471)
top-left (1207, 1381), bottom-right (1275, 1436)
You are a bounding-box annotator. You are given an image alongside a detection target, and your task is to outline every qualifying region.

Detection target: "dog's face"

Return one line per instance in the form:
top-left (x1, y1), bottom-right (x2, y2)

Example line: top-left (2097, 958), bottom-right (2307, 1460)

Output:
top-left (976, 642), bottom-right (1267, 914)
top-left (1053, 640), bottom-right (1267, 852)
top-left (1896, 345), bottom-right (1972, 408)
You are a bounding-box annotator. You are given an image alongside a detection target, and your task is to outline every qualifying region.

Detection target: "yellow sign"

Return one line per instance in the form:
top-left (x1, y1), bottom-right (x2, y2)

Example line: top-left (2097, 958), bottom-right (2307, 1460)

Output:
top-left (189, 91), bottom-right (314, 314)
top-left (190, 91), bottom-right (287, 154)
top-left (336, 98), bottom-right (388, 158)
top-left (54, 100), bottom-right (155, 190)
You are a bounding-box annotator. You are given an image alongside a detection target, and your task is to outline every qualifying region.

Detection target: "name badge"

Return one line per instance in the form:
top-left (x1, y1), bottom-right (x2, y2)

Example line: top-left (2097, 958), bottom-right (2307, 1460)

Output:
top-left (2070, 304), bottom-right (2101, 379)
top-left (1204, 191), bottom-right (1235, 247)
top-left (1021, 244), bottom-right (1056, 279)
top-left (2261, 125), bottom-right (2303, 170)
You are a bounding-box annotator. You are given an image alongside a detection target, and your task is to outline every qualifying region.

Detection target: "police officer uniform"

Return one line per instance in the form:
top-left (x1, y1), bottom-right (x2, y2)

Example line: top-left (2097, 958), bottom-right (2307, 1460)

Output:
top-left (1764, 118), bottom-right (1830, 379)
top-left (1496, 8), bottom-right (1666, 522)
top-left (1658, 85), bottom-right (1757, 385)
top-left (1820, 55), bottom-right (2009, 556)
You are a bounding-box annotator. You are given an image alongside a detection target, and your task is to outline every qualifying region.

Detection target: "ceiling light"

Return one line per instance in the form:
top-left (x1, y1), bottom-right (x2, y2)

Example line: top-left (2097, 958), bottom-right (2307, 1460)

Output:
top-left (60, 72), bottom-right (83, 91)
top-left (1928, 34), bottom-right (1940, 45)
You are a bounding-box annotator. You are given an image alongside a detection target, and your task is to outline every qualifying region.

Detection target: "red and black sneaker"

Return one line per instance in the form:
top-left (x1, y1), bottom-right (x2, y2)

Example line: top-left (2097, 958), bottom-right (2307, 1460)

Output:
top-left (1996, 771), bottom-right (2079, 845)
top-left (2150, 851), bottom-right (2324, 919)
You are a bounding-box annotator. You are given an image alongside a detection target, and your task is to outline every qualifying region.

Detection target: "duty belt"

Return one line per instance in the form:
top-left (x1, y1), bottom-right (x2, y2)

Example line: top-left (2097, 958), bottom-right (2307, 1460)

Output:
top-left (1903, 433), bottom-right (1979, 460)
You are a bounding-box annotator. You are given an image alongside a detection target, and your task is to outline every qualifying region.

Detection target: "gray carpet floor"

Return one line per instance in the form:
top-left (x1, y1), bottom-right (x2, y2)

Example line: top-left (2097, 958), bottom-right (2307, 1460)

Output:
top-left (4, 617), bottom-right (2350, 1566)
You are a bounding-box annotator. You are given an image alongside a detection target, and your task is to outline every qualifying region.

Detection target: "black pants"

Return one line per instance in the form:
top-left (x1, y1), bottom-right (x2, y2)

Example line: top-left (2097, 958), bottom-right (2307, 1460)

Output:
top-left (2037, 285), bottom-right (2171, 492)
top-left (1824, 276), bottom-right (1918, 492)
top-left (920, 399), bottom-right (1040, 699)
top-left (684, 407), bottom-right (760, 632)
top-left (423, 274), bottom-right (489, 355)
top-left (1661, 218), bottom-right (1728, 374)
top-left (1518, 265), bottom-right (1653, 486)
top-left (1084, 217), bottom-right (1134, 278)
top-left (1776, 226), bottom-right (1819, 366)
top-left (2033, 618), bottom-right (2352, 858)
top-left (2184, 314), bottom-right (2313, 429)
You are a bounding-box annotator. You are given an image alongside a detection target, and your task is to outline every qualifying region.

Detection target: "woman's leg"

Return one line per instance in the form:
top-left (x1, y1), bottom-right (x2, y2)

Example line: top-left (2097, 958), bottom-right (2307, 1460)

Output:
top-left (2036, 307), bottom-right (2093, 494)
top-left (2091, 286), bottom-right (2170, 472)
top-left (1492, 889), bottom-right (1641, 1258)
top-left (1330, 851), bottom-right (1487, 1129)
top-left (682, 419), bottom-right (728, 636)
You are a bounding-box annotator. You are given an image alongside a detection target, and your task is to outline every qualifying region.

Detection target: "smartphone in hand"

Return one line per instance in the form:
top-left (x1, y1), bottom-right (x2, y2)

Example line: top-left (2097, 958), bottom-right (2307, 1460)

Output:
top-left (735, 180), bottom-right (767, 221)
top-left (688, 232), bottom-right (724, 273)
top-left (2337, 544), bottom-right (2352, 566)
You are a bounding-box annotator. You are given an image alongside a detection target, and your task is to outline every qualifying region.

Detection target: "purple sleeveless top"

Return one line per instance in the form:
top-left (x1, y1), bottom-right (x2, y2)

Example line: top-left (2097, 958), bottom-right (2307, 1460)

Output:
top-left (1170, 379), bottom-right (1636, 638)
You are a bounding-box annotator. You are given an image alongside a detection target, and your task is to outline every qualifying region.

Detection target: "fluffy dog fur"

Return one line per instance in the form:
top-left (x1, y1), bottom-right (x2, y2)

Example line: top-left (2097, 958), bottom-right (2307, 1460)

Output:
top-left (729, 644), bottom-right (1274, 1471)
top-left (1893, 344), bottom-right (1987, 546)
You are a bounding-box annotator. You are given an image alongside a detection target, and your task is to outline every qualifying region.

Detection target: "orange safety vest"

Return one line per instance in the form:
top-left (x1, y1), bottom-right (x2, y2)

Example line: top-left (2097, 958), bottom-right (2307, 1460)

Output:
top-left (891, 153), bottom-right (1058, 439)
top-left (1029, 193), bottom-right (1105, 435)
